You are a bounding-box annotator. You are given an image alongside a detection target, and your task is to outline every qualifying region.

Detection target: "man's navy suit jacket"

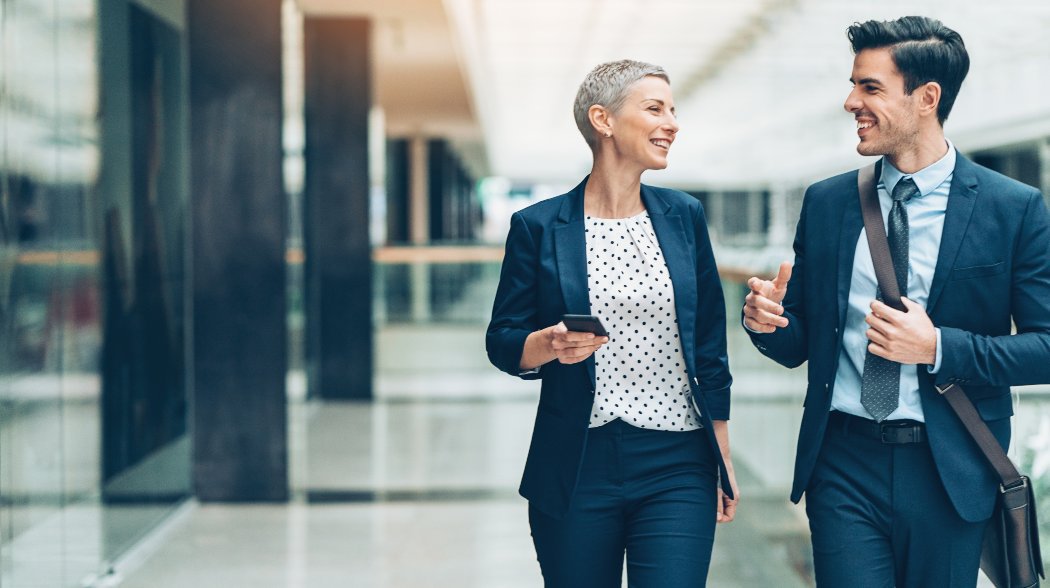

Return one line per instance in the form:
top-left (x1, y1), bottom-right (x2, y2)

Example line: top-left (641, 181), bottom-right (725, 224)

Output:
top-left (487, 176), bottom-right (734, 519)
top-left (747, 153), bottom-right (1050, 522)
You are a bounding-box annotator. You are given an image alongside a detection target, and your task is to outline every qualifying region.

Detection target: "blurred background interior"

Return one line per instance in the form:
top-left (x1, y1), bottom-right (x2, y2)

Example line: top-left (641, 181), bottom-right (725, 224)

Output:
top-left (1, 0), bottom-right (1049, 586)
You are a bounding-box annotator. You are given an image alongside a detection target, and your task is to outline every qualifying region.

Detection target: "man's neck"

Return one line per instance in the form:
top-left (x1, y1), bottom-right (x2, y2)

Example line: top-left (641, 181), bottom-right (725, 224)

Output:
top-left (886, 131), bottom-right (949, 175)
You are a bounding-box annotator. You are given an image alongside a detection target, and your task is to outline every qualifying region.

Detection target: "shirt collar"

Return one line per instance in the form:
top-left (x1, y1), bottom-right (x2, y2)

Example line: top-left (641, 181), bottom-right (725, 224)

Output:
top-left (880, 138), bottom-right (956, 198)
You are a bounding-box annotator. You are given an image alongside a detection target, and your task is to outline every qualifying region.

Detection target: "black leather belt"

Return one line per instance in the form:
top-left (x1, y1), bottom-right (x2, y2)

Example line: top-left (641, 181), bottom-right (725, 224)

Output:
top-left (830, 411), bottom-right (926, 444)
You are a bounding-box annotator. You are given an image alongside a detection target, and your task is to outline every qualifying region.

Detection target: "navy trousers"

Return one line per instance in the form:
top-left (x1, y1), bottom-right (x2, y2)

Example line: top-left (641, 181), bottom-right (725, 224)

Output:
top-left (805, 412), bottom-right (987, 587)
top-left (528, 419), bottom-right (719, 588)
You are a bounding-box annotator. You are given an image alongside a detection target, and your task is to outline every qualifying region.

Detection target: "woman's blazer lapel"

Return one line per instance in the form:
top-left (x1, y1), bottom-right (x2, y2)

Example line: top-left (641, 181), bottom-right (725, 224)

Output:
top-left (551, 179), bottom-right (702, 386)
top-left (553, 178), bottom-right (594, 387)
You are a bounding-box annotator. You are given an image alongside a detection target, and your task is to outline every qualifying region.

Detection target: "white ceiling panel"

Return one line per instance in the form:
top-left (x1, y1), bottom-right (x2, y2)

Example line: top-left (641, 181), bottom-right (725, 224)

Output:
top-left (446, 0), bottom-right (1050, 186)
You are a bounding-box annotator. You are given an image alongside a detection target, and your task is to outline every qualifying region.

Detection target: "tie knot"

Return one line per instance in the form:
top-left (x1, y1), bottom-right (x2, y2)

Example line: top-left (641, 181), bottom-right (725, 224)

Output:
top-left (892, 177), bottom-right (919, 203)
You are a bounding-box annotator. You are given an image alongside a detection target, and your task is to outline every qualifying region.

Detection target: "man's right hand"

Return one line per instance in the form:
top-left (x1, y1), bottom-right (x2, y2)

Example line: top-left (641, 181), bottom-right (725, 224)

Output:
top-left (743, 262), bottom-right (793, 334)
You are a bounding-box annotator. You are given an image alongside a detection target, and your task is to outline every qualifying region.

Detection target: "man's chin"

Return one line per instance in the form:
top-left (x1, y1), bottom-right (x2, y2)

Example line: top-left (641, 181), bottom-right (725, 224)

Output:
top-left (855, 141), bottom-right (883, 157)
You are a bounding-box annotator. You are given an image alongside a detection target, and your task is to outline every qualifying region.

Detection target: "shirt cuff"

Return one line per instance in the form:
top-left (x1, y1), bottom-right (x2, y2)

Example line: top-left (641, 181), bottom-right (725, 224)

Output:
top-left (741, 314), bottom-right (763, 334)
top-left (928, 328), bottom-right (943, 374)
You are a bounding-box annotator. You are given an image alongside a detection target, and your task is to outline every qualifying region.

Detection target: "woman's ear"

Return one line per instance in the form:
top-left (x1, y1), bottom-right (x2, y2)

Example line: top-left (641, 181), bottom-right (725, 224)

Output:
top-left (589, 104), bottom-right (613, 138)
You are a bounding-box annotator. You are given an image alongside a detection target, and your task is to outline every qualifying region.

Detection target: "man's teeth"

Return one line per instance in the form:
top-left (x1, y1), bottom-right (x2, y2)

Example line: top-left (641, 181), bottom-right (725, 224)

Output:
top-left (651, 139), bottom-right (670, 148)
top-left (857, 121), bottom-right (874, 129)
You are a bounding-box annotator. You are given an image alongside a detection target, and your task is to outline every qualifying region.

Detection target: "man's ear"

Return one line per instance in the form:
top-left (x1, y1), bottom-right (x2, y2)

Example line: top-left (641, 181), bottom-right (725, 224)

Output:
top-left (918, 81), bottom-right (942, 120)
top-left (589, 104), bottom-right (612, 138)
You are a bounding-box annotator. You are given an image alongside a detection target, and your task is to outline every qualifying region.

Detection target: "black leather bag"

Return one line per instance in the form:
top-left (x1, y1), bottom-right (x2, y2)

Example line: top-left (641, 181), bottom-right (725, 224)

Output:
top-left (977, 470), bottom-right (1043, 588)
top-left (858, 163), bottom-right (1044, 587)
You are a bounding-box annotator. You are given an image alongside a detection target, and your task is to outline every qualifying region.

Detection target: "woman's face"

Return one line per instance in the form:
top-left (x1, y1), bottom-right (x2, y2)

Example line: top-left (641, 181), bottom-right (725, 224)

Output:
top-left (606, 76), bottom-right (679, 170)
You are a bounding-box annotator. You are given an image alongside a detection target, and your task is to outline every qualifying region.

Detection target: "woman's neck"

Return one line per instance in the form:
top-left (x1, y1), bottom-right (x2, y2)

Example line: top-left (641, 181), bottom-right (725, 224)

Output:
top-left (585, 158), bottom-right (645, 219)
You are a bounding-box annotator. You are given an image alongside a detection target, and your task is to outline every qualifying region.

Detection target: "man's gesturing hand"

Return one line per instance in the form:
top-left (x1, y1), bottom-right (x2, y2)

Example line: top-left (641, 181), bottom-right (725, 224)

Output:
top-left (743, 262), bottom-right (793, 334)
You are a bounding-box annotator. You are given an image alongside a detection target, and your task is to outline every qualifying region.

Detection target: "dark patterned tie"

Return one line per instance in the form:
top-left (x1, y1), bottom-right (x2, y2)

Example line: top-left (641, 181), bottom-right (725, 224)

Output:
top-left (860, 177), bottom-right (918, 422)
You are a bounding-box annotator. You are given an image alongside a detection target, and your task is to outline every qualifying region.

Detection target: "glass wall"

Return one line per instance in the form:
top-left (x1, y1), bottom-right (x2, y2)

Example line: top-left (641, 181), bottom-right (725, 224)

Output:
top-left (1, 0), bottom-right (190, 585)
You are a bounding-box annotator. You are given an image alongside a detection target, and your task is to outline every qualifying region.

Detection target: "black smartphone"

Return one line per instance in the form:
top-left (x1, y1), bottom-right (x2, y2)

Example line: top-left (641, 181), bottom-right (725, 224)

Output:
top-left (561, 314), bottom-right (609, 337)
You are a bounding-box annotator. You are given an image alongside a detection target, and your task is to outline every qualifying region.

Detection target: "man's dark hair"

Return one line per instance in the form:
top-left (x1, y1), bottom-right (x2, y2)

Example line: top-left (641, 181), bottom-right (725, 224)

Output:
top-left (847, 16), bottom-right (969, 125)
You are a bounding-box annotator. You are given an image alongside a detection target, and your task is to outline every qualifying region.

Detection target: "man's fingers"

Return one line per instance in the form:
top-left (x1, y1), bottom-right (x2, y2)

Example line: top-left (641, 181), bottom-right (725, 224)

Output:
top-left (743, 318), bottom-right (778, 333)
top-left (868, 341), bottom-right (890, 359)
top-left (746, 308), bottom-right (788, 328)
top-left (865, 324), bottom-right (889, 346)
top-left (772, 261), bottom-right (793, 290)
top-left (745, 291), bottom-right (784, 316)
top-left (746, 276), bottom-right (772, 294)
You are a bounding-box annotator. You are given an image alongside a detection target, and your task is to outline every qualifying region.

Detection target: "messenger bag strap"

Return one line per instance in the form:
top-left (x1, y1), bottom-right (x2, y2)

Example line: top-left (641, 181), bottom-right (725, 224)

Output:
top-left (857, 162), bottom-right (906, 312)
top-left (937, 383), bottom-right (1024, 489)
top-left (856, 163), bottom-right (1024, 489)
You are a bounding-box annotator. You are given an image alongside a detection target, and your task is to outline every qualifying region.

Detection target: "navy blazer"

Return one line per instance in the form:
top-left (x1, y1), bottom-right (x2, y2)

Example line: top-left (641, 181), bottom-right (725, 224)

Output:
top-left (747, 153), bottom-right (1050, 522)
top-left (487, 176), bottom-right (734, 518)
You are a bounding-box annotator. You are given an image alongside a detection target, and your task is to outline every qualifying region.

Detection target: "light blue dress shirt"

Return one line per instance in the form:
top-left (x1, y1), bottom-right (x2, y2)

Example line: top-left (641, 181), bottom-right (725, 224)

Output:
top-left (831, 141), bottom-right (955, 422)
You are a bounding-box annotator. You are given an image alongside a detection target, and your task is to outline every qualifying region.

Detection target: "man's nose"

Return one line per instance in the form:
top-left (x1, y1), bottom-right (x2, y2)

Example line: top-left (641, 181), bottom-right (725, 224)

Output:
top-left (844, 88), bottom-right (861, 113)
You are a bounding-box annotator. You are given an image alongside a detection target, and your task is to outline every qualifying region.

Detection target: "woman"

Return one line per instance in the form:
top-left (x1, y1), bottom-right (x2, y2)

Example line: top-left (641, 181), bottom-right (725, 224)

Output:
top-left (486, 60), bottom-right (738, 587)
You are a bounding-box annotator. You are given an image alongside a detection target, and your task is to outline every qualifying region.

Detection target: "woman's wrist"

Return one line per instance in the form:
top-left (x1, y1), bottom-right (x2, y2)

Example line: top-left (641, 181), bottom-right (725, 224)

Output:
top-left (519, 326), bottom-right (556, 370)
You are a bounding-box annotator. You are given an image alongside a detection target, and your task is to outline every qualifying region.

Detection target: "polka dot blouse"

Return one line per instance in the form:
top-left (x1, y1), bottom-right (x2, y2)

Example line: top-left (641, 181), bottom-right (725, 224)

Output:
top-left (584, 211), bottom-right (701, 431)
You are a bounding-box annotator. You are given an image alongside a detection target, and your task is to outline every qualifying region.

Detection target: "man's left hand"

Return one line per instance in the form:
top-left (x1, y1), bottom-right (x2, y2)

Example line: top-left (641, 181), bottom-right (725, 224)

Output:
top-left (865, 297), bottom-right (937, 365)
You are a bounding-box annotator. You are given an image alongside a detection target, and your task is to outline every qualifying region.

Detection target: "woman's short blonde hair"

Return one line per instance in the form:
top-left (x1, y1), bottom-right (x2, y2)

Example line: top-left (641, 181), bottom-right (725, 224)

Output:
top-left (573, 59), bottom-right (670, 149)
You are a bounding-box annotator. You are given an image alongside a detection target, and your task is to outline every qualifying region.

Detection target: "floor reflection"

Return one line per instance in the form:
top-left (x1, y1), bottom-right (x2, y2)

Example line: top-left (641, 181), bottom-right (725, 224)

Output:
top-left (116, 283), bottom-right (1050, 586)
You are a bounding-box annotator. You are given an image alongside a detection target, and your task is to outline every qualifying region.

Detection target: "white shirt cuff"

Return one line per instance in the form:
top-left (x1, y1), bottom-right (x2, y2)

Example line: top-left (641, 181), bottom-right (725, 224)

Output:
top-left (928, 328), bottom-right (943, 374)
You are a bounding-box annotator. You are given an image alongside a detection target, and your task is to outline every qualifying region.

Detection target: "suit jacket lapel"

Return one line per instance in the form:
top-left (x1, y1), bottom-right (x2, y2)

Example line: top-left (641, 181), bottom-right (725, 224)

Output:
top-left (554, 177), bottom-right (594, 385)
top-left (642, 185), bottom-right (698, 376)
top-left (927, 153), bottom-right (979, 313)
top-left (838, 172), bottom-right (865, 333)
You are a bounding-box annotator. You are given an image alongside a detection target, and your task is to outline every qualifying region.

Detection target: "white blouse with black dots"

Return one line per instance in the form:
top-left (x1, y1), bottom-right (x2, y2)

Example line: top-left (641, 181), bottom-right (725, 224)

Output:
top-left (584, 211), bottom-right (701, 431)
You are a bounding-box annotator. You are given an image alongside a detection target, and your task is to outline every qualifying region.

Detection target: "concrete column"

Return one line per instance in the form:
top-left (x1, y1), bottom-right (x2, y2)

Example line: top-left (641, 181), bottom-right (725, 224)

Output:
top-left (409, 137), bottom-right (429, 245)
top-left (302, 17), bottom-right (373, 400)
top-left (188, 0), bottom-right (288, 501)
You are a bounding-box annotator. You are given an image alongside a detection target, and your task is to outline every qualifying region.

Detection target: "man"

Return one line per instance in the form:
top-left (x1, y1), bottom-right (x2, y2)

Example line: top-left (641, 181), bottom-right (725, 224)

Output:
top-left (743, 16), bottom-right (1050, 586)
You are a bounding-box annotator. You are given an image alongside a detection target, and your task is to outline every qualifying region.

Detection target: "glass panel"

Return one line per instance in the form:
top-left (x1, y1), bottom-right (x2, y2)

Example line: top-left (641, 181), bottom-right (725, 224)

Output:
top-left (1, 0), bottom-right (190, 585)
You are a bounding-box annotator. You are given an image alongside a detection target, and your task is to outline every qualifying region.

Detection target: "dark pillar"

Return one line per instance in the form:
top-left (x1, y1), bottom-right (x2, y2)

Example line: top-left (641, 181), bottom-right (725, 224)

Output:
top-left (188, 0), bottom-right (287, 501)
top-left (302, 18), bottom-right (373, 400)
top-left (428, 139), bottom-right (448, 242)
top-left (385, 138), bottom-right (409, 244)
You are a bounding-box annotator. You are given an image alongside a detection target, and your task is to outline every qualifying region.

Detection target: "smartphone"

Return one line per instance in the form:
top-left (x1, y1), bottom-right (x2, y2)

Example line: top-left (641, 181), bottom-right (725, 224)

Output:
top-left (561, 314), bottom-right (609, 337)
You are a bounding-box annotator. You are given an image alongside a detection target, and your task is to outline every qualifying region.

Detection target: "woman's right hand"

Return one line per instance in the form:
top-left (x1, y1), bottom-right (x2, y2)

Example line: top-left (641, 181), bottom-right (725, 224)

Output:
top-left (549, 322), bottom-right (609, 364)
top-left (519, 322), bottom-right (610, 371)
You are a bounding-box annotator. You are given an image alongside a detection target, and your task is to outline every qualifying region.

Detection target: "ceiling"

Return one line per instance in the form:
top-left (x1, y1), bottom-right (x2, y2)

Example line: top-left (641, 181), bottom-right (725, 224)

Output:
top-left (304, 0), bottom-right (1050, 188)
top-left (5, 0), bottom-right (1048, 188)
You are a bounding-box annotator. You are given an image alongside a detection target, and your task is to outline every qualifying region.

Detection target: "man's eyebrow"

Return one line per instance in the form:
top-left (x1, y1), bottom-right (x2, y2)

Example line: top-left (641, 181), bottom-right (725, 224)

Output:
top-left (850, 77), bottom-right (884, 86)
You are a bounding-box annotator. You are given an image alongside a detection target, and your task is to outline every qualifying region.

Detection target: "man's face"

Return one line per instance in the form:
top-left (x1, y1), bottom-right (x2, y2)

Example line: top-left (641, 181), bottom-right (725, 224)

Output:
top-left (844, 47), bottom-right (921, 157)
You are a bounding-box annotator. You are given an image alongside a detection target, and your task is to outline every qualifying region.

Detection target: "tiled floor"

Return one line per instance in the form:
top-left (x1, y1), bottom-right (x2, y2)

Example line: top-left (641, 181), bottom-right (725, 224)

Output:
top-left (113, 324), bottom-right (822, 587)
top-left (8, 320), bottom-right (1037, 586)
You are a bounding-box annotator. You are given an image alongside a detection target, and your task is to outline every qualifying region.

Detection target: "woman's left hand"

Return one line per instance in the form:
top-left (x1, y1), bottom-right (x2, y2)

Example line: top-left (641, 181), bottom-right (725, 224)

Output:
top-left (712, 420), bottom-right (739, 523)
top-left (716, 459), bottom-right (740, 524)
